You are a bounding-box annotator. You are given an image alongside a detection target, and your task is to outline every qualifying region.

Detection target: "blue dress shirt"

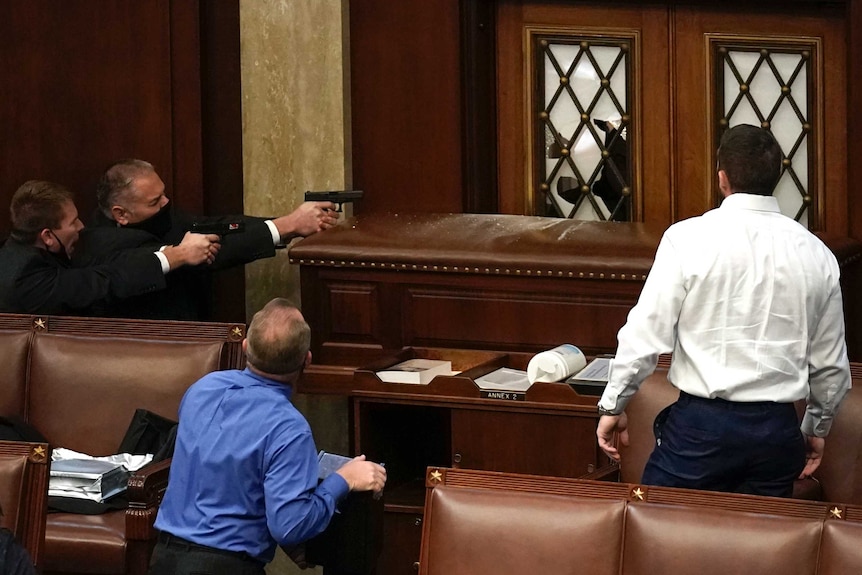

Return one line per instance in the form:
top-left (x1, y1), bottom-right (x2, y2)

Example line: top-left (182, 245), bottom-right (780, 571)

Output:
top-left (154, 368), bottom-right (349, 562)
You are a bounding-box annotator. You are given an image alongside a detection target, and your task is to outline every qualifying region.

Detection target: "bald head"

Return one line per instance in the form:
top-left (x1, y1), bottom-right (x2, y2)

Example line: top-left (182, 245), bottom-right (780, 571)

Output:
top-left (245, 298), bottom-right (311, 377)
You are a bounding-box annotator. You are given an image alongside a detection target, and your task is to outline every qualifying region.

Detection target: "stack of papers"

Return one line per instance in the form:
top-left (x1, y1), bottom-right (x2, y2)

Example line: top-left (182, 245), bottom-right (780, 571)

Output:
top-left (49, 448), bottom-right (153, 503)
top-left (375, 359), bottom-right (454, 385)
top-left (50, 459), bottom-right (130, 502)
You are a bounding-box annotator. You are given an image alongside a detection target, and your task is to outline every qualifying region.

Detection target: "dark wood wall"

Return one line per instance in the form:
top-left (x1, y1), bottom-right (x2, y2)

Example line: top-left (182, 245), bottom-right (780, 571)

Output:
top-left (349, 0), bottom-right (465, 214)
top-left (4, 0), bottom-right (861, 320)
top-left (850, 0), bottom-right (862, 239)
top-left (349, 0), bottom-right (862, 239)
top-left (0, 0), bottom-right (245, 320)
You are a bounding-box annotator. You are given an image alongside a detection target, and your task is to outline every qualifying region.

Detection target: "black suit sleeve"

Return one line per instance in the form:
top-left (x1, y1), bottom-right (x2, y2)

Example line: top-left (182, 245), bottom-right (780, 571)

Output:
top-left (79, 212), bottom-right (277, 273)
top-left (14, 248), bottom-right (166, 314)
top-left (73, 227), bottom-right (162, 267)
top-left (185, 215), bottom-right (277, 270)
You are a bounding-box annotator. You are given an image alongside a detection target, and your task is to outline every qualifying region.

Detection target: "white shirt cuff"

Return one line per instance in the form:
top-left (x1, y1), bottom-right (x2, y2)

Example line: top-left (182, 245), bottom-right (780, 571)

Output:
top-left (155, 248), bottom-right (171, 274)
top-left (265, 220), bottom-right (281, 246)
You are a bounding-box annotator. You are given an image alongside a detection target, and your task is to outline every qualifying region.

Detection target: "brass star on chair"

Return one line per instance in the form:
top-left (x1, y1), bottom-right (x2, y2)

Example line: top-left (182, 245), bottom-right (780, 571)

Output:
top-left (429, 469), bottom-right (443, 484)
top-left (829, 506), bottom-right (843, 519)
top-left (31, 445), bottom-right (47, 463)
top-left (230, 326), bottom-right (244, 340)
top-left (33, 318), bottom-right (47, 330)
top-left (631, 487), bottom-right (646, 501)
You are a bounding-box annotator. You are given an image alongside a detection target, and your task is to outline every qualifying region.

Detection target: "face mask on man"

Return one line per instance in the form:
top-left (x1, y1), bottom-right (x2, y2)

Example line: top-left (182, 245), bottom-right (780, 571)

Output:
top-left (48, 230), bottom-right (70, 260)
top-left (124, 202), bottom-right (174, 238)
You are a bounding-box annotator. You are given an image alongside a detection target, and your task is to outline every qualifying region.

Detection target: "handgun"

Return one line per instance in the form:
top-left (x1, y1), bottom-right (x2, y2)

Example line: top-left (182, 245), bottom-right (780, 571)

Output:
top-left (190, 221), bottom-right (245, 236)
top-left (304, 190), bottom-right (364, 212)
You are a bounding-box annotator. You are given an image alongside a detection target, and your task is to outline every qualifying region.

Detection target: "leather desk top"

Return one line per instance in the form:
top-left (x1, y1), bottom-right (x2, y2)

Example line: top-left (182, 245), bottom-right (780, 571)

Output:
top-left (289, 212), bottom-right (664, 280)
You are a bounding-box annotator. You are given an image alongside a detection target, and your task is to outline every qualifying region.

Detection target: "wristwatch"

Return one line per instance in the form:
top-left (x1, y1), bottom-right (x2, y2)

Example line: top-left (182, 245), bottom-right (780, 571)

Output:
top-left (597, 406), bottom-right (618, 417)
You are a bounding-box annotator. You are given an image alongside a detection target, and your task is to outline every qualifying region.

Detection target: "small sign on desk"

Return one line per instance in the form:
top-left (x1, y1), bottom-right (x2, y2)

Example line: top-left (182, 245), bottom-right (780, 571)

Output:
top-left (475, 367), bottom-right (530, 401)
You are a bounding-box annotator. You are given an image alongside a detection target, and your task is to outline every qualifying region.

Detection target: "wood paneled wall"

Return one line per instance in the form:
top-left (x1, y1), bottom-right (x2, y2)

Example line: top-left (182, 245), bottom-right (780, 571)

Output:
top-left (0, 0), bottom-right (245, 320)
top-left (349, 0), bottom-right (464, 214)
top-left (350, 0), bottom-right (862, 239)
top-left (4, 1), bottom-right (861, 320)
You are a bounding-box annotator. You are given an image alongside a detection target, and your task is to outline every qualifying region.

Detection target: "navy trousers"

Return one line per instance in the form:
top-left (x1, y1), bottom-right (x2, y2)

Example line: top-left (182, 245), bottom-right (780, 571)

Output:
top-left (641, 391), bottom-right (806, 498)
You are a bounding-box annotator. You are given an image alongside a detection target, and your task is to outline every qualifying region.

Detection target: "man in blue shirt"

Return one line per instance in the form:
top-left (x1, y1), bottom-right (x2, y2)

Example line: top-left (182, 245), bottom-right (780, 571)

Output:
top-left (150, 298), bottom-right (386, 574)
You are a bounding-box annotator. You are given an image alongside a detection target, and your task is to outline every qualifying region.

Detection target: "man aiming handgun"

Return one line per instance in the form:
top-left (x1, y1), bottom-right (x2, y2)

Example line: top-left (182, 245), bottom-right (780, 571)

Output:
top-left (73, 159), bottom-right (339, 320)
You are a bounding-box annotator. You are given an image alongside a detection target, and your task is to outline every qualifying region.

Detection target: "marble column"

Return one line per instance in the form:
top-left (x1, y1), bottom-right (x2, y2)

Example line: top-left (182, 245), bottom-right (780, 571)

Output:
top-left (240, 0), bottom-right (351, 316)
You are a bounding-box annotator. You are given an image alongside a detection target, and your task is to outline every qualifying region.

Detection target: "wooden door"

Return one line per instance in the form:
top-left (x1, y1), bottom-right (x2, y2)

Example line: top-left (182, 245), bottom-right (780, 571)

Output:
top-left (672, 5), bottom-right (847, 230)
top-left (497, 1), bottom-right (848, 234)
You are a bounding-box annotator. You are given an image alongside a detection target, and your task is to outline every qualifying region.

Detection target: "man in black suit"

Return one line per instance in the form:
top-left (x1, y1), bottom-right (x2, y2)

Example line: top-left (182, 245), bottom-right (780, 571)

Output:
top-left (0, 180), bottom-right (219, 315)
top-left (73, 159), bottom-right (338, 320)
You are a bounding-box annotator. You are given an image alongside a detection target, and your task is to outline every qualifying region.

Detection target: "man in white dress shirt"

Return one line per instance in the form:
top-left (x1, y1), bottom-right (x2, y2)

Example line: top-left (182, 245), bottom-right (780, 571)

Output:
top-left (596, 124), bottom-right (851, 497)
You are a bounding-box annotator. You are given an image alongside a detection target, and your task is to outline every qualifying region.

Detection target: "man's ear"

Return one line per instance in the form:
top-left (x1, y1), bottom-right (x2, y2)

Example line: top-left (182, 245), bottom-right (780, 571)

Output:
top-left (717, 169), bottom-right (732, 198)
top-left (111, 205), bottom-right (129, 225)
top-left (242, 339), bottom-right (248, 354)
top-left (38, 228), bottom-right (55, 249)
top-left (304, 350), bottom-right (312, 368)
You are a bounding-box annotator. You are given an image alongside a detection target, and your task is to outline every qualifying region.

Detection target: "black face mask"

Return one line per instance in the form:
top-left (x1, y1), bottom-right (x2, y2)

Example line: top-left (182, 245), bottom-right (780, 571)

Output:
top-left (49, 230), bottom-right (70, 260)
top-left (123, 202), bottom-right (173, 239)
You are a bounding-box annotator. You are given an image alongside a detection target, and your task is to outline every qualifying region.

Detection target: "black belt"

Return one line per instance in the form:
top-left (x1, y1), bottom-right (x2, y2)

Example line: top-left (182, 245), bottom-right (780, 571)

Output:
top-left (157, 531), bottom-right (263, 566)
top-left (678, 390), bottom-right (793, 410)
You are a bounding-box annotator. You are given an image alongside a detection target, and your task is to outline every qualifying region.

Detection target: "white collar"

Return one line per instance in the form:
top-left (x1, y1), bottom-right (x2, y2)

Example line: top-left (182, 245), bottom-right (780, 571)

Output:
top-left (720, 193), bottom-right (780, 213)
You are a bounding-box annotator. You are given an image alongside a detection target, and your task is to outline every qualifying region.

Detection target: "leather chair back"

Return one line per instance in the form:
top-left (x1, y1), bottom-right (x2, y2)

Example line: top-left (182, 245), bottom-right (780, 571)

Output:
top-left (819, 520), bottom-right (862, 573)
top-left (618, 370), bottom-right (862, 504)
top-left (814, 375), bottom-right (862, 503)
top-left (0, 441), bottom-right (50, 569)
top-left (27, 333), bottom-right (224, 455)
top-left (421, 485), bottom-right (624, 575)
top-left (419, 467), bottom-right (862, 575)
top-left (617, 370), bottom-right (677, 484)
top-left (0, 331), bottom-right (32, 417)
top-left (622, 503), bottom-right (821, 575)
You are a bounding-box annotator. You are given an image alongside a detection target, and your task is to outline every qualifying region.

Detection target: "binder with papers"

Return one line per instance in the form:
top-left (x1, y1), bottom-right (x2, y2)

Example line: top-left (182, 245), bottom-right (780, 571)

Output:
top-left (49, 459), bottom-right (130, 502)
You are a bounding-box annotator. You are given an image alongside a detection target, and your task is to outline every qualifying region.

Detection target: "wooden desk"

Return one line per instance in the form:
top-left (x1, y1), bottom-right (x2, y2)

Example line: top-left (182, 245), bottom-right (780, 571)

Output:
top-left (290, 213), bottom-right (862, 364)
top-left (345, 348), bottom-right (605, 575)
top-left (290, 213), bottom-right (662, 363)
top-left (289, 213), bottom-right (862, 572)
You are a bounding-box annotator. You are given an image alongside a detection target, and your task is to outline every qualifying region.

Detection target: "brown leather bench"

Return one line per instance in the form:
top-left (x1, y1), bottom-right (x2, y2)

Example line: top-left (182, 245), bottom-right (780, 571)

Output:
top-left (0, 313), bottom-right (246, 575)
top-left (418, 467), bottom-right (862, 575)
top-left (605, 365), bottom-right (862, 504)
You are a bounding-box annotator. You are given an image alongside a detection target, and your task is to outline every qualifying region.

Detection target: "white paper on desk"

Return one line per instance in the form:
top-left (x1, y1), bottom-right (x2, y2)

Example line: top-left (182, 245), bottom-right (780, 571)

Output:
top-left (474, 368), bottom-right (531, 392)
top-left (568, 357), bottom-right (611, 382)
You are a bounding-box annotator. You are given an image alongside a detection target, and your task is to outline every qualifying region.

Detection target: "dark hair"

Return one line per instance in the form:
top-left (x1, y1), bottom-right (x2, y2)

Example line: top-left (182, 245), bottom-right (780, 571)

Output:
top-left (9, 181), bottom-right (73, 244)
top-left (717, 124), bottom-right (783, 196)
top-left (95, 159), bottom-right (155, 217)
top-left (245, 298), bottom-right (310, 376)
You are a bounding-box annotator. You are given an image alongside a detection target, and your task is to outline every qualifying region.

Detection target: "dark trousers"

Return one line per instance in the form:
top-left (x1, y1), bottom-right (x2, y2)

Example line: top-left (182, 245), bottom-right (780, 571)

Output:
top-left (641, 391), bottom-right (806, 498)
top-left (148, 532), bottom-right (265, 575)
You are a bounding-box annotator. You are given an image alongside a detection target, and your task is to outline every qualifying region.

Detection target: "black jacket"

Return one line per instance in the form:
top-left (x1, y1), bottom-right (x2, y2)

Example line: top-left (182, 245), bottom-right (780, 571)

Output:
top-left (0, 238), bottom-right (165, 316)
top-left (73, 208), bottom-right (277, 320)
